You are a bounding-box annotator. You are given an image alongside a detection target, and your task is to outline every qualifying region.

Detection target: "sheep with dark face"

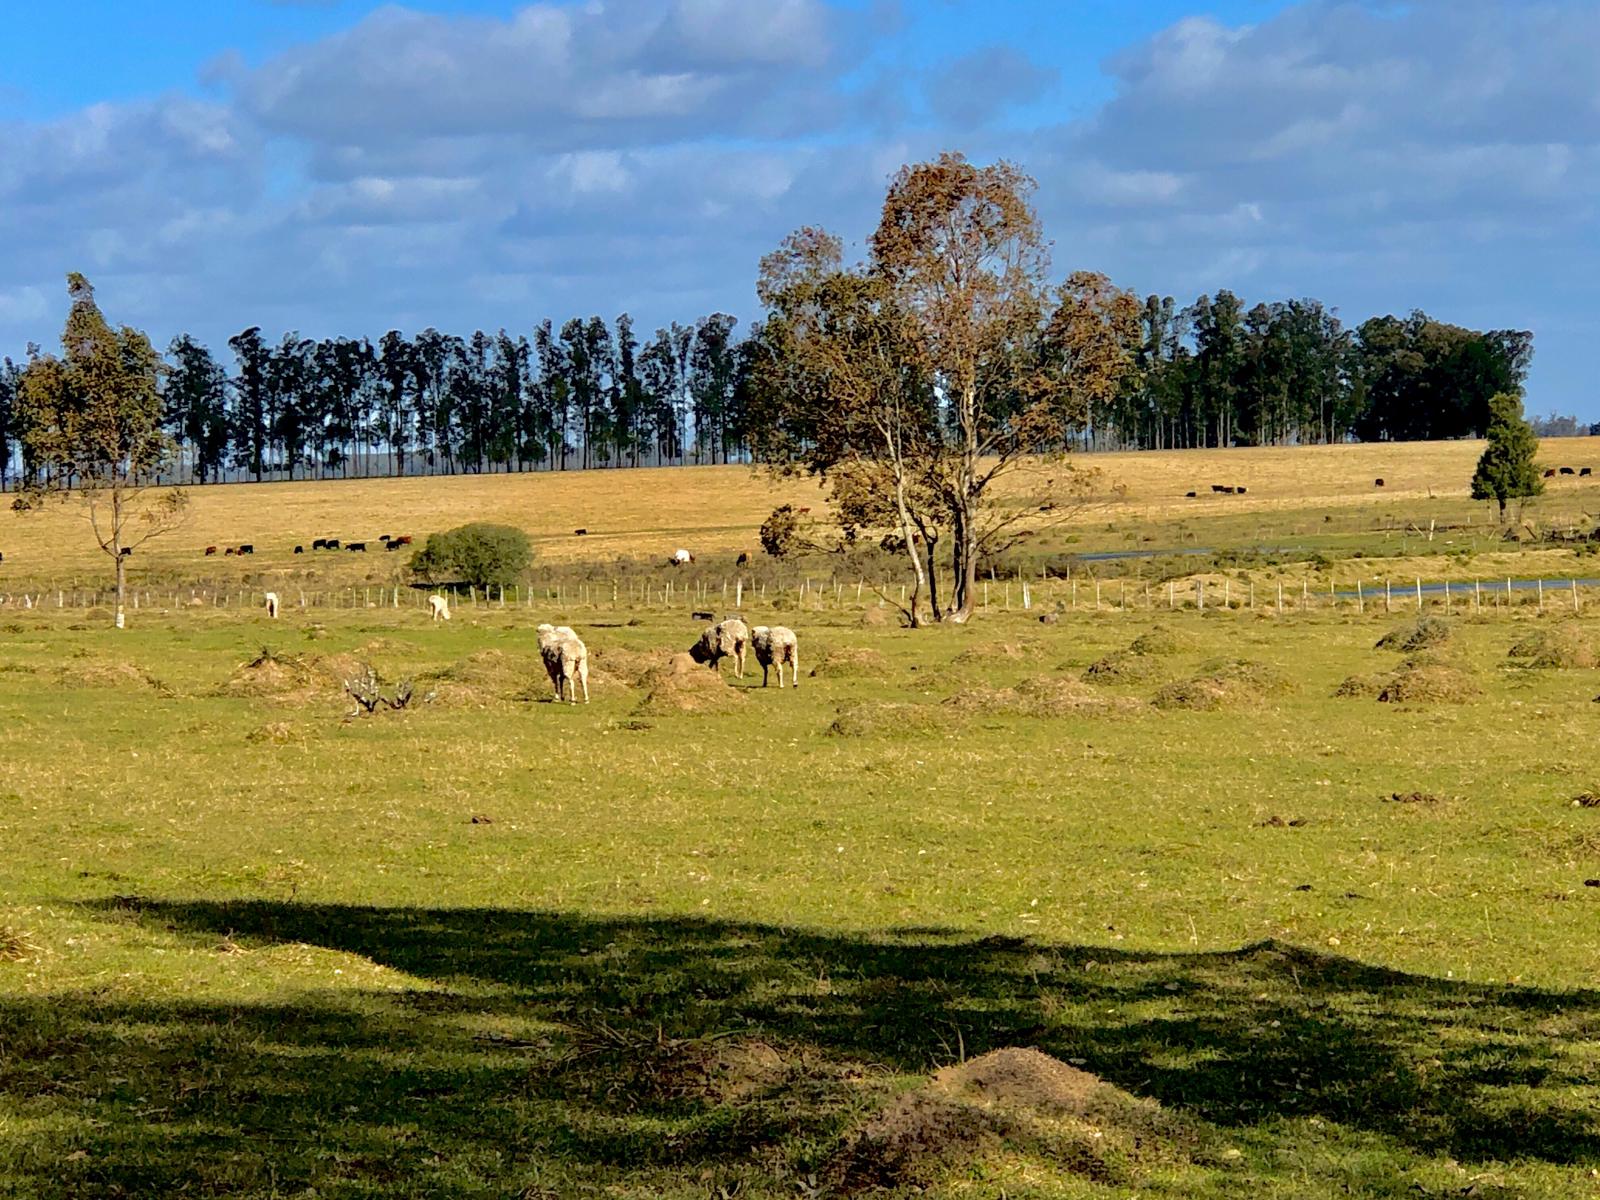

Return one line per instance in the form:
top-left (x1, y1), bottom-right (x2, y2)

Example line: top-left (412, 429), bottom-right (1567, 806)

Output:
top-left (750, 625), bottom-right (799, 688)
top-left (536, 623), bottom-right (589, 704)
top-left (689, 617), bottom-right (749, 677)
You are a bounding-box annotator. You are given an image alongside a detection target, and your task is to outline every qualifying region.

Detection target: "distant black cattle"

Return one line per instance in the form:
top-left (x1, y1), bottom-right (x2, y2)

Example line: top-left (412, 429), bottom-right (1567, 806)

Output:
top-left (1583, 468), bottom-right (1593, 477)
top-left (574, 528), bottom-right (588, 536)
top-left (225, 547), bottom-right (236, 556)
top-left (347, 542), bottom-right (366, 552)
top-left (1561, 467), bottom-right (1576, 475)
top-left (378, 535), bottom-right (392, 544)
top-left (204, 545), bottom-right (218, 556)
top-left (294, 545), bottom-right (304, 554)
top-left (119, 547), bottom-right (133, 557)
top-left (1221, 486), bottom-right (1237, 495)
top-left (237, 544), bottom-right (254, 555)
top-left (736, 551), bottom-right (750, 566)
top-left (386, 540), bottom-right (402, 551)
top-left (1210, 484), bottom-right (1227, 493)
top-left (1374, 478), bottom-right (1385, 488)
top-left (1185, 491), bottom-right (1197, 498)
top-left (1544, 468), bottom-right (1558, 478)
top-left (326, 539), bottom-right (340, 550)
top-left (312, 538), bottom-right (327, 550)
top-left (1237, 486), bottom-right (1248, 494)
top-left (692, 610), bottom-right (715, 621)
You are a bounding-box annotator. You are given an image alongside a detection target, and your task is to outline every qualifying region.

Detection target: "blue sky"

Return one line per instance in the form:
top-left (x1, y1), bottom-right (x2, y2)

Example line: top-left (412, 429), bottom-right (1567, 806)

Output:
top-left (2, 0), bottom-right (1594, 417)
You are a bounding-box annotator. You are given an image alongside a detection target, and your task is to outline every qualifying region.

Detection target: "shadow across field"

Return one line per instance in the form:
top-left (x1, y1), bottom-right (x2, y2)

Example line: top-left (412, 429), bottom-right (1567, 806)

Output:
top-left (2, 900), bottom-right (1596, 1196)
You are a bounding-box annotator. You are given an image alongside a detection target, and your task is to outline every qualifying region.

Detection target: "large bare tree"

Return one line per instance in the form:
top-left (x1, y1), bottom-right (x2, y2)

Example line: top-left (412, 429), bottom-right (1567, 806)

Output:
top-left (14, 274), bottom-right (187, 628)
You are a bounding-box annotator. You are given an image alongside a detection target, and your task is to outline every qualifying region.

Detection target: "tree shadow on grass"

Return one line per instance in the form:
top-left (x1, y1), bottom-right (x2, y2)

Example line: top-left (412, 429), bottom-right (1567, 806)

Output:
top-left (0, 899), bottom-right (1595, 1196)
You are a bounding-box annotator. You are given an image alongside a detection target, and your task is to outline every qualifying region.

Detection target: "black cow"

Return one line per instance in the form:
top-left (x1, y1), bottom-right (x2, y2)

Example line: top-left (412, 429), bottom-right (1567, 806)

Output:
top-left (1221, 486), bottom-right (1237, 494)
top-left (574, 528), bottom-right (588, 536)
top-left (312, 538), bottom-right (327, 550)
top-left (1210, 484), bottom-right (1227, 493)
top-left (386, 540), bottom-right (402, 551)
top-left (1583, 468), bottom-right (1593, 477)
top-left (326, 539), bottom-right (340, 550)
top-left (1561, 467), bottom-right (1576, 476)
top-left (1184, 491), bottom-right (1197, 498)
top-left (1374, 478), bottom-right (1385, 488)
top-left (736, 551), bottom-right (750, 566)
top-left (378, 535), bottom-right (392, 544)
top-left (204, 545), bottom-right (218, 556)
top-left (347, 542), bottom-right (366, 552)
top-left (1237, 486), bottom-right (1248, 494)
top-left (238, 544), bottom-right (254, 555)
top-left (294, 545), bottom-right (304, 554)
top-left (1544, 468), bottom-right (1558, 478)
top-left (119, 547), bottom-right (133, 557)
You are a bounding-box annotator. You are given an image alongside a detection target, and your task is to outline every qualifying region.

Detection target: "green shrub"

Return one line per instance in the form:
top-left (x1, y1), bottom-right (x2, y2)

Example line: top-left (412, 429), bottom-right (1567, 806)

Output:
top-left (409, 523), bottom-right (533, 589)
top-left (760, 505), bottom-right (804, 558)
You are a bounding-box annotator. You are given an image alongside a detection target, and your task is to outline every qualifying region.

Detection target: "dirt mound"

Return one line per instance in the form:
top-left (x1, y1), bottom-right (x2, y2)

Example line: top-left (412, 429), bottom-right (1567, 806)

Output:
top-left (358, 637), bottom-right (419, 656)
top-left (1507, 625), bottom-right (1599, 669)
top-left (652, 1038), bottom-right (797, 1104)
top-left (57, 659), bottom-right (170, 695)
top-left (590, 645), bottom-right (669, 687)
top-left (828, 700), bottom-right (949, 737)
top-left (953, 640), bottom-right (1035, 666)
top-left (809, 647), bottom-right (890, 679)
top-left (1152, 659), bottom-right (1290, 711)
top-left (1376, 616), bottom-right (1453, 652)
top-left (1081, 650), bottom-right (1163, 685)
top-left (947, 677), bottom-right (1138, 718)
top-left (418, 649), bottom-right (540, 706)
top-left (828, 1048), bottom-right (1191, 1195)
top-left (860, 605), bottom-right (894, 628)
top-left (1340, 655), bottom-right (1479, 704)
top-left (635, 652), bottom-right (746, 715)
top-left (1127, 627), bottom-right (1188, 656)
top-left (219, 649), bottom-right (322, 699)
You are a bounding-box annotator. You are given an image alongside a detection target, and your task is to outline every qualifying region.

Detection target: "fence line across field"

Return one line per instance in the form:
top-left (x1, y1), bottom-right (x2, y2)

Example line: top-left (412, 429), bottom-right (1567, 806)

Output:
top-left (2, 570), bottom-right (1598, 617)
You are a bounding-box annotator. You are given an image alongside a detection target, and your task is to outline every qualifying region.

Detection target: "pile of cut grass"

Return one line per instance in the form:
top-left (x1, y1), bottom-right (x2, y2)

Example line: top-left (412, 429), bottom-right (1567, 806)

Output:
top-left (1375, 615), bottom-right (1453, 652)
top-left (1152, 658), bottom-right (1291, 711)
top-left (1507, 624), bottom-right (1599, 669)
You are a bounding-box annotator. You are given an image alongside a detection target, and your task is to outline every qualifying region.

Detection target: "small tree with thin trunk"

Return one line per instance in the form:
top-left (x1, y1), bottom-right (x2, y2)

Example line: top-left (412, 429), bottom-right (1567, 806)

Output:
top-left (13, 274), bottom-right (187, 629)
top-left (1471, 391), bottom-right (1542, 520)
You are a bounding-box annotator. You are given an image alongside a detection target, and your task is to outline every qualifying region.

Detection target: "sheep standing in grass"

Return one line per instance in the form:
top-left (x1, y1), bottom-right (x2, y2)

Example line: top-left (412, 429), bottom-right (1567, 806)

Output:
top-left (536, 623), bottom-right (589, 704)
top-left (750, 625), bottom-right (799, 688)
top-left (429, 595), bottom-right (451, 621)
top-left (689, 617), bottom-right (749, 677)
top-left (264, 591), bottom-right (280, 619)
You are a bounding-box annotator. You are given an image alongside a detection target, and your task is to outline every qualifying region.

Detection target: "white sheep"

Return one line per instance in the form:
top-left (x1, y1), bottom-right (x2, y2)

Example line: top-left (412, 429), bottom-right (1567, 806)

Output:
top-left (670, 548), bottom-right (694, 566)
top-left (536, 623), bottom-right (589, 704)
top-left (750, 625), bottom-right (799, 688)
top-left (689, 617), bottom-right (749, 677)
top-left (264, 591), bottom-right (280, 619)
top-left (429, 595), bottom-right (451, 621)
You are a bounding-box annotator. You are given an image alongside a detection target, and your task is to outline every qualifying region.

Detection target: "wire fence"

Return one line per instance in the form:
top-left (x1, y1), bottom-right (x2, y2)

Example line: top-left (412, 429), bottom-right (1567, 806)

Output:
top-left (2, 570), bottom-right (1596, 618)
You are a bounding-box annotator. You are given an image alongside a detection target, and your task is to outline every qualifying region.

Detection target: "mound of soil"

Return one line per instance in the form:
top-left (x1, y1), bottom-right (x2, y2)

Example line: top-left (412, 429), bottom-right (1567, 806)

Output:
top-left (57, 659), bottom-right (171, 695)
top-left (418, 649), bottom-right (541, 706)
top-left (828, 1047), bottom-right (1192, 1195)
top-left (860, 605), bottom-right (895, 628)
top-left (953, 640), bottom-right (1035, 666)
top-left (1152, 659), bottom-right (1290, 711)
top-left (1127, 627), bottom-right (1188, 656)
top-left (809, 647), bottom-right (891, 679)
top-left (1340, 655), bottom-right (1479, 704)
top-left (1507, 625), bottom-right (1599, 669)
top-left (219, 650), bottom-right (322, 699)
top-left (635, 652), bottom-right (746, 715)
top-left (828, 700), bottom-right (949, 737)
top-left (1082, 650), bottom-right (1163, 685)
top-left (1375, 616), bottom-right (1453, 652)
top-left (948, 677), bottom-right (1138, 718)
top-left (590, 645), bottom-right (669, 688)
top-left (652, 1038), bottom-right (797, 1104)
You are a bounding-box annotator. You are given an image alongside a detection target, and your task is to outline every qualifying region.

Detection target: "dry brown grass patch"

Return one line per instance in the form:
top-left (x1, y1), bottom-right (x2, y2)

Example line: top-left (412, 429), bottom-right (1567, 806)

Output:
top-left (1082, 650), bottom-right (1164, 685)
top-left (1507, 625), bottom-right (1599, 669)
top-left (1152, 659), bottom-right (1291, 711)
top-left (57, 659), bottom-right (172, 695)
top-left (1375, 616), bottom-right (1453, 652)
top-left (828, 700), bottom-right (949, 737)
top-left (0, 925), bottom-right (41, 962)
top-left (948, 676), bottom-right (1140, 718)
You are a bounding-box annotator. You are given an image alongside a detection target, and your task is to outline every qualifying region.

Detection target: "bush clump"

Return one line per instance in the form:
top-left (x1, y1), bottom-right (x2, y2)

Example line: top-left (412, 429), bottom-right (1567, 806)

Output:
top-left (409, 523), bottom-right (533, 590)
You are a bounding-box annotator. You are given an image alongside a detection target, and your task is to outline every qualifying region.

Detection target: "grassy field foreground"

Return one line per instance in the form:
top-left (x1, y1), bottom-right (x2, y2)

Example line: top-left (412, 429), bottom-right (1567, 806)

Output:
top-left (1, 597), bottom-right (1598, 1197)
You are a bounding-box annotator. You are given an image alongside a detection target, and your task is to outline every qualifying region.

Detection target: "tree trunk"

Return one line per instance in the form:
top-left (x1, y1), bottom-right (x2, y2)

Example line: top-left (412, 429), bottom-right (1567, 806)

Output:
top-left (114, 548), bottom-right (126, 630)
top-left (947, 379), bottom-right (980, 624)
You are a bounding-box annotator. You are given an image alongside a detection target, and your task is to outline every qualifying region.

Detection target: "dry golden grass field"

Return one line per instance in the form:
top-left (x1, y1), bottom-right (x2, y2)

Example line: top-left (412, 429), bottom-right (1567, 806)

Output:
top-left (5, 437), bottom-right (1600, 591)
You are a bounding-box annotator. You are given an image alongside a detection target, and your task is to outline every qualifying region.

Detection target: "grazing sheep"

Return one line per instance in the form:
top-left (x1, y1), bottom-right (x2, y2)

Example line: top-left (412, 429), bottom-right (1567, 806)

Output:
top-left (429, 595), bottom-right (451, 622)
top-left (536, 623), bottom-right (589, 704)
top-left (750, 625), bottom-right (799, 688)
top-left (670, 548), bottom-right (694, 566)
top-left (264, 592), bottom-right (280, 619)
top-left (690, 617), bottom-right (750, 677)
